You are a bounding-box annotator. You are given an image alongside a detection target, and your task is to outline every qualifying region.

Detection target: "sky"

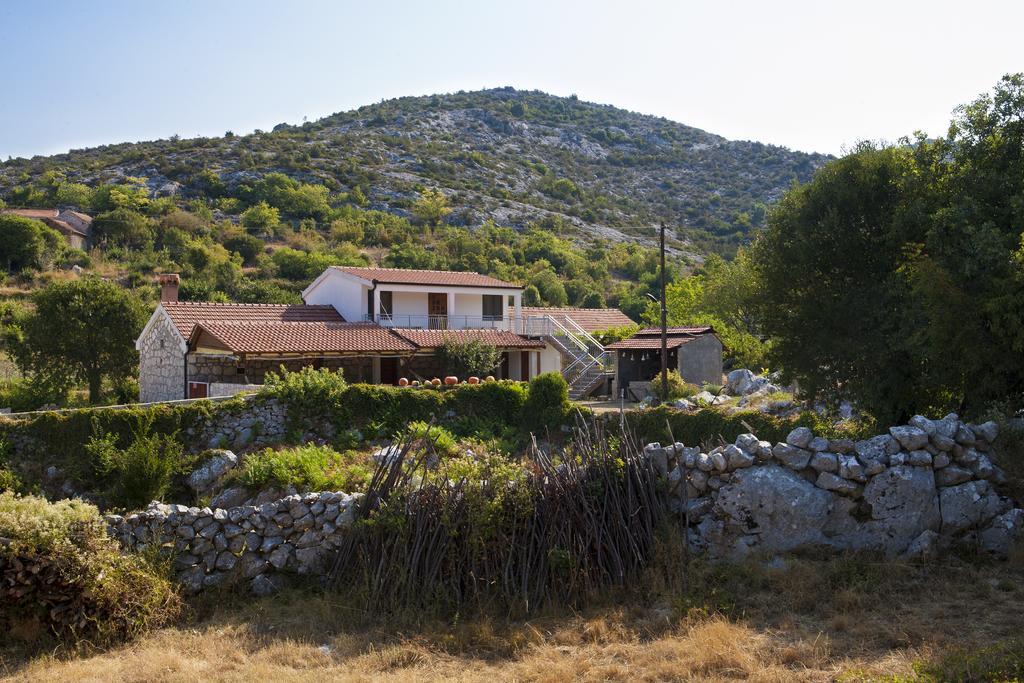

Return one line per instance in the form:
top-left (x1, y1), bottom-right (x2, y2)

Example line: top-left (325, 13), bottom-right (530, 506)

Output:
top-left (0, 0), bottom-right (1020, 159)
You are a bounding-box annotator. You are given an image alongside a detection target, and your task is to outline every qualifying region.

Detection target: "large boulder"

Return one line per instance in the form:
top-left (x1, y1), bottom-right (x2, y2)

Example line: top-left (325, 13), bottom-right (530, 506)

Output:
top-left (187, 450), bottom-right (239, 493)
top-left (979, 508), bottom-right (1024, 558)
top-left (725, 369), bottom-right (768, 396)
top-left (939, 480), bottom-right (1003, 533)
top-left (707, 465), bottom-right (856, 560)
top-left (846, 465), bottom-right (940, 555)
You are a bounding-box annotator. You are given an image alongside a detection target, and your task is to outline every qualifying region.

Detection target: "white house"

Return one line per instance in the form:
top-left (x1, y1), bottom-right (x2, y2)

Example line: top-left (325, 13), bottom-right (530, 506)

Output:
top-left (137, 267), bottom-right (639, 402)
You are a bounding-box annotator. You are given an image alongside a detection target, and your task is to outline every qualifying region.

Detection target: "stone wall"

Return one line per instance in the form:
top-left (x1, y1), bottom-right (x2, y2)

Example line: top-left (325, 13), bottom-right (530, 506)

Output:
top-left (644, 413), bottom-right (1022, 560)
top-left (186, 356), bottom-right (374, 387)
top-left (138, 311), bottom-right (186, 403)
top-left (106, 491), bottom-right (361, 595)
top-left (185, 398), bottom-right (289, 452)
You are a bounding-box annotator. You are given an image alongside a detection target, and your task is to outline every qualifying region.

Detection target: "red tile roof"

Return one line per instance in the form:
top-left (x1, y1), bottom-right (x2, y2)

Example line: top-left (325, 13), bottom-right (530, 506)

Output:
top-left (605, 337), bottom-right (694, 350)
top-left (191, 322), bottom-right (415, 355)
top-left (517, 306), bottom-right (635, 332)
top-left (333, 266), bottom-right (521, 289)
top-left (43, 217), bottom-right (89, 237)
top-left (162, 302), bottom-right (343, 339)
top-left (632, 326), bottom-right (715, 336)
top-left (1, 208), bottom-right (59, 219)
top-left (393, 328), bottom-right (544, 349)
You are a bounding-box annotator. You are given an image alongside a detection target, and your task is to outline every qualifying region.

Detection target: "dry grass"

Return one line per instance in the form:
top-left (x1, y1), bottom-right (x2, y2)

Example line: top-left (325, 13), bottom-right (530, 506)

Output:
top-left (2, 555), bottom-right (1022, 682)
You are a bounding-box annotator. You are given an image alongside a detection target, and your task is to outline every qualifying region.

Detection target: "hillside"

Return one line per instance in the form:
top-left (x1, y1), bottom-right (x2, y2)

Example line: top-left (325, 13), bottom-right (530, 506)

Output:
top-left (0, 88), bottom-right (829, 257)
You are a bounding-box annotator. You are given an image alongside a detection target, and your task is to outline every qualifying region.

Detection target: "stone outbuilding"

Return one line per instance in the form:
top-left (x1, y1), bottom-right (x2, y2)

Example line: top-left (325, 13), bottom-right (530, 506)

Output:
top-left (606, 326), bottom-right (723, 399)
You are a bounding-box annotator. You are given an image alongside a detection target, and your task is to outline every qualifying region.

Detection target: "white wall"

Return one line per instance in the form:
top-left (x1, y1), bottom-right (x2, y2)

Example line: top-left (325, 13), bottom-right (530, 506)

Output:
top-left (390, 291), bottom-right (428, 318)
top-left (453, 293), bottom-right (483, 320)
top-left (539, 344), bottom-right (564, 374)
top-left (303, 271), bottom-right (366, 322)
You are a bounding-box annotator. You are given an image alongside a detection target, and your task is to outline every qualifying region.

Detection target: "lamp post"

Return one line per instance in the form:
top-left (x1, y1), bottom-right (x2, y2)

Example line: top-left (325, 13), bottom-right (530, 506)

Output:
top-left (659, 222), bottom-right (668, 402)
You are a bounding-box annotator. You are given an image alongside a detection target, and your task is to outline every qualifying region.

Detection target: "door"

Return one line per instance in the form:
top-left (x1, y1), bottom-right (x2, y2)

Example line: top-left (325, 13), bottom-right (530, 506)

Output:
top-left (188, 382), bottom-right (208, 399)
top-left (520, 351), bottom-right (530, 381)
top-left (500, 352), bottom-right (510, 379)
top-left (380, 357), bottom-right (399, 385)
top-left (428, 293), bottom-right (448, 329)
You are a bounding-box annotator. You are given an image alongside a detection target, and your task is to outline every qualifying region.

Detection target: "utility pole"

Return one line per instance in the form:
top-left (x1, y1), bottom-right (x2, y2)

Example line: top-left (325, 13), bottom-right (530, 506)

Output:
top-left (659, 222), bottom-right (669, 402)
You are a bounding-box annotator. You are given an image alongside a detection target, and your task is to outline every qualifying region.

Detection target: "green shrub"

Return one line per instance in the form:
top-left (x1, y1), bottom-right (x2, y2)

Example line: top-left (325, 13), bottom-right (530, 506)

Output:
top-left (650, 370), bottom-right (699, 400)
top-left (0, 492), bottom-right (181, 646)
top-left (908, 636), bottom-right (1024, 682)
top-left (435, 338), bottom-right (502, 378)
top-left (622, 406), bottom-right (853, 447)
top-left (86, 413), bottom-right (188, 510)
top-left (521, 372), bottom-right (570, 434)
top-left (406, 421), bottom-right (458, 456)
top-left (238, 444), bottom-right (372, 492)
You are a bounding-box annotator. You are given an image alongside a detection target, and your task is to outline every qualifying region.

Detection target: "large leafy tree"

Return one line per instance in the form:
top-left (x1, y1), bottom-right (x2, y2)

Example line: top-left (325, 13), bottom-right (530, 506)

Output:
top-left (0, 215), bottom-right (65, 272)
top-left (753, 74), bottom-right (1024, 422)
top-left (9, 279), bottom-right (148, 403)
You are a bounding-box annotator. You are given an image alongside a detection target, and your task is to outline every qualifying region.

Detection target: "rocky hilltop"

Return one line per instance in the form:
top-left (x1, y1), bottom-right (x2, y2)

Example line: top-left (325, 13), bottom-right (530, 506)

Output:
top-left (0, 88), bottom-right (830, 256)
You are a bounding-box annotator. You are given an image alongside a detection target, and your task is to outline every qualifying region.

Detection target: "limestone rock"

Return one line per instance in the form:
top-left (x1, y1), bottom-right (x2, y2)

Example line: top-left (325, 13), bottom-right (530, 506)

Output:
top-left (815, 472), bottom-right (858, 495)
top-left (786, 427), bottom-right (814, 449)
top-left (939, 481), bottom-right (1002, 533)
top-left (934, 465), bottom-right (973, 487)
top-left (810, 452), bottom-right (839, 473)
top-left (187, 450), bottom-right (239, 493)
top-left (972, 421), bottom-right (998, 443)
top-left (724, 444), bottom-right (755, 469)
top-left (210, 486), bottom-right (250, 509)
top-left (979, 508), bottom-right (1024, 558)
top-left (889, 426), bottom-right (929, 451)
top-left (772, 443), bottom-right (811, 470)
top-left (901, 530), bottom-right (940, 561)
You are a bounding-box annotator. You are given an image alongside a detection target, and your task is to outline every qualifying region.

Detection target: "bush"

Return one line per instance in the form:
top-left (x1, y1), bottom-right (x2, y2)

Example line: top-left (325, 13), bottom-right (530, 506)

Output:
top-left (436, 338), bottom-right (502, 378)
top-left (238, 444), bottom-right (372, 492)
top-left (260, 366), bottom-right (349, 431)
top-left (85, 413), bottom-right (188, 510)
top-left (406, 421), bottom-right (458, 457)
top-left (909, 637), bottom-right (1024, 682)
top-left (521, 372), bottom-right (570, 434)
top-left (0, 492), bottom-right (180, 646)
top-left (650, 370), bottom-right (699, 400)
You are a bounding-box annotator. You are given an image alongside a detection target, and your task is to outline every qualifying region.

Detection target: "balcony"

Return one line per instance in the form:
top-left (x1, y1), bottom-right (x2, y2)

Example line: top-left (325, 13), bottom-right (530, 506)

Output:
top-left (367, 313), bottom-right (516, 331)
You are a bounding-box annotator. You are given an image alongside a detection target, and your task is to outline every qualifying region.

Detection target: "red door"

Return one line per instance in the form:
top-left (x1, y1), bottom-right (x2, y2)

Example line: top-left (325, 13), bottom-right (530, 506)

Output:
top-left (188, 382), bottom-right (208, 399)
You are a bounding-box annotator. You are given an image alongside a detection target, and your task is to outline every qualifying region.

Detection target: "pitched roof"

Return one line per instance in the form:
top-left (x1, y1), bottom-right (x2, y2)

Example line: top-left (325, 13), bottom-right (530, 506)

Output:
top-left (605, 336), bottom-right (694, 350)
top-left (191, 321), bottom-right (416, 355)
top-left (517, 306), bottom-right (635, 332)
top-left (43, 217), bottom-right (89, 237)
top-left (58, 209), bottom-right (93, 223)
top-left (393, 328), bottom-right (545, 349)
top-left (632, 326), bottom-right (715, 336)
top-left (1, 208), bottom-right (59, 219)
top-left (162, 302), bottom-right (343, 339)
top-left (332, 266), bottom-right (521, 289)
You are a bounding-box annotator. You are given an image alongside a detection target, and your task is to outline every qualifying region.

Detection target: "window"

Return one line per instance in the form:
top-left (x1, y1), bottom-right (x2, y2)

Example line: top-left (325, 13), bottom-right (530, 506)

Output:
top-left (379, 291), bottom-right (393, 317)
top-left (483, 295), bottom-right (503, 321)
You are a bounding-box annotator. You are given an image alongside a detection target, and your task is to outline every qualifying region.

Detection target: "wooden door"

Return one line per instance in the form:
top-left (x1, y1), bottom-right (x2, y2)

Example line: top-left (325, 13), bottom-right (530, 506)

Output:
top-left (428, 293), bottom-right (448, 329)
top-left (188, 382), bottom-right (208, 399)
top-left (380, 357), bottom-right (399, 385)
top-left (500, 352), bottom-right (510, 379)
top-left (521, 351), bottom-right (530, 381)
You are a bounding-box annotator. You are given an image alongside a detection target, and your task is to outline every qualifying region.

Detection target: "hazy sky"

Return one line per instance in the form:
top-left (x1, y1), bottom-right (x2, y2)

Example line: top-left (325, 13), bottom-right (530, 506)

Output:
top-left (1, 0), bottom-right (1020, 159)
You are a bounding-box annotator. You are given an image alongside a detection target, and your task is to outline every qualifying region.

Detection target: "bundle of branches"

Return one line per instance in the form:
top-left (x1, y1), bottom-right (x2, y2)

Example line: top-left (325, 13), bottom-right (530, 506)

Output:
top-left (0, 493), bottom-right (181, 646)
top-left (330, 415), bottom-right (666, 613)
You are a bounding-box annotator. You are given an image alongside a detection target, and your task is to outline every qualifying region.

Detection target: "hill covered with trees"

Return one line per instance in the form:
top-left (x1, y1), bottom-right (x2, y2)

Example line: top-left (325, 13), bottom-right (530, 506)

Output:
top-left (0, 88), bottom-right (828, 259)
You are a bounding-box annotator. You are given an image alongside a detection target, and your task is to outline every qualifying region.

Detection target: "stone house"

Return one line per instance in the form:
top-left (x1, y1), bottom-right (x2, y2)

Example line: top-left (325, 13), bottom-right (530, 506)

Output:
top-left (606, 326), bottom-right (723, 399)
top-left (137, 268), bottom-right (635, 402)
top-left (0, 207), bottom-right (92, 250)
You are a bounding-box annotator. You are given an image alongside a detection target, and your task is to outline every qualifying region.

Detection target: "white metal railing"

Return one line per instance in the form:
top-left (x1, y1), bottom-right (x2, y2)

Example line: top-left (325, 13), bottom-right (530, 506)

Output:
top-left (368, 314), bottom-right (512, 330)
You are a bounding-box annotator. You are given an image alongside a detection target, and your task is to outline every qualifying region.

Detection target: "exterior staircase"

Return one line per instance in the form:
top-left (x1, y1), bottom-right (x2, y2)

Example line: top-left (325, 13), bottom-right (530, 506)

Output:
top-left (532, 315), bottom-right (613, 400)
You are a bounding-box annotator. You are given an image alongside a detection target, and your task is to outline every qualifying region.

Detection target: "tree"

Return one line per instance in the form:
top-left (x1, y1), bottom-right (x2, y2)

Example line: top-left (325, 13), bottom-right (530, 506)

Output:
top-left (411, 188), bottom-right (451, 227)
top-left (223, 233), bottom-right (265, 265)
top-left (92, 208), bottom-right (154, 250)
top-left (0, 215), bottom-right (65, 272)
top-left (9, 279), bottom-right (148, 403)
top-left (751, 73), bottom-right (1024, 422)
top-left (436, 338), bottom-right (502, 378)
top-left (240, 201), bottom-right (280, 231)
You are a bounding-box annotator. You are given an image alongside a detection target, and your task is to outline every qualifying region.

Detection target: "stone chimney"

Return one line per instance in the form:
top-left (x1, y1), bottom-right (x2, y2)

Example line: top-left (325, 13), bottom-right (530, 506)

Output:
top-left (158, 273), bottom-right (180, 303)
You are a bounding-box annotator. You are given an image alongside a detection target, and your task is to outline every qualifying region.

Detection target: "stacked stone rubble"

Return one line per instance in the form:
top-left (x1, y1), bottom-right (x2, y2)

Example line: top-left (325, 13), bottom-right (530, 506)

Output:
top-left (643, 413), bottom-right (1023, 560)
top-left (106, 491), bottom-right (362, 594)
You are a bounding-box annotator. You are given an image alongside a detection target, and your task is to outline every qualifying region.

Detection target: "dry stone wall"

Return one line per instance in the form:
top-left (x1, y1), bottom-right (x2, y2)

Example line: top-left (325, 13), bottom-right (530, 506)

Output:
top-left (107, 412), bottom-right (1022, 595)
top-left (645, 413), bottom-right (1022, 560)
top-left (106, 491), bottom-right (362, 595)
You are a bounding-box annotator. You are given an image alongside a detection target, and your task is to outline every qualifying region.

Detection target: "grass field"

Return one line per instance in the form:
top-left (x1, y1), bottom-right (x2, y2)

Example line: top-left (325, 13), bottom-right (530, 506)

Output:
top-left (3, 551), bottom-right (1022, 682)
